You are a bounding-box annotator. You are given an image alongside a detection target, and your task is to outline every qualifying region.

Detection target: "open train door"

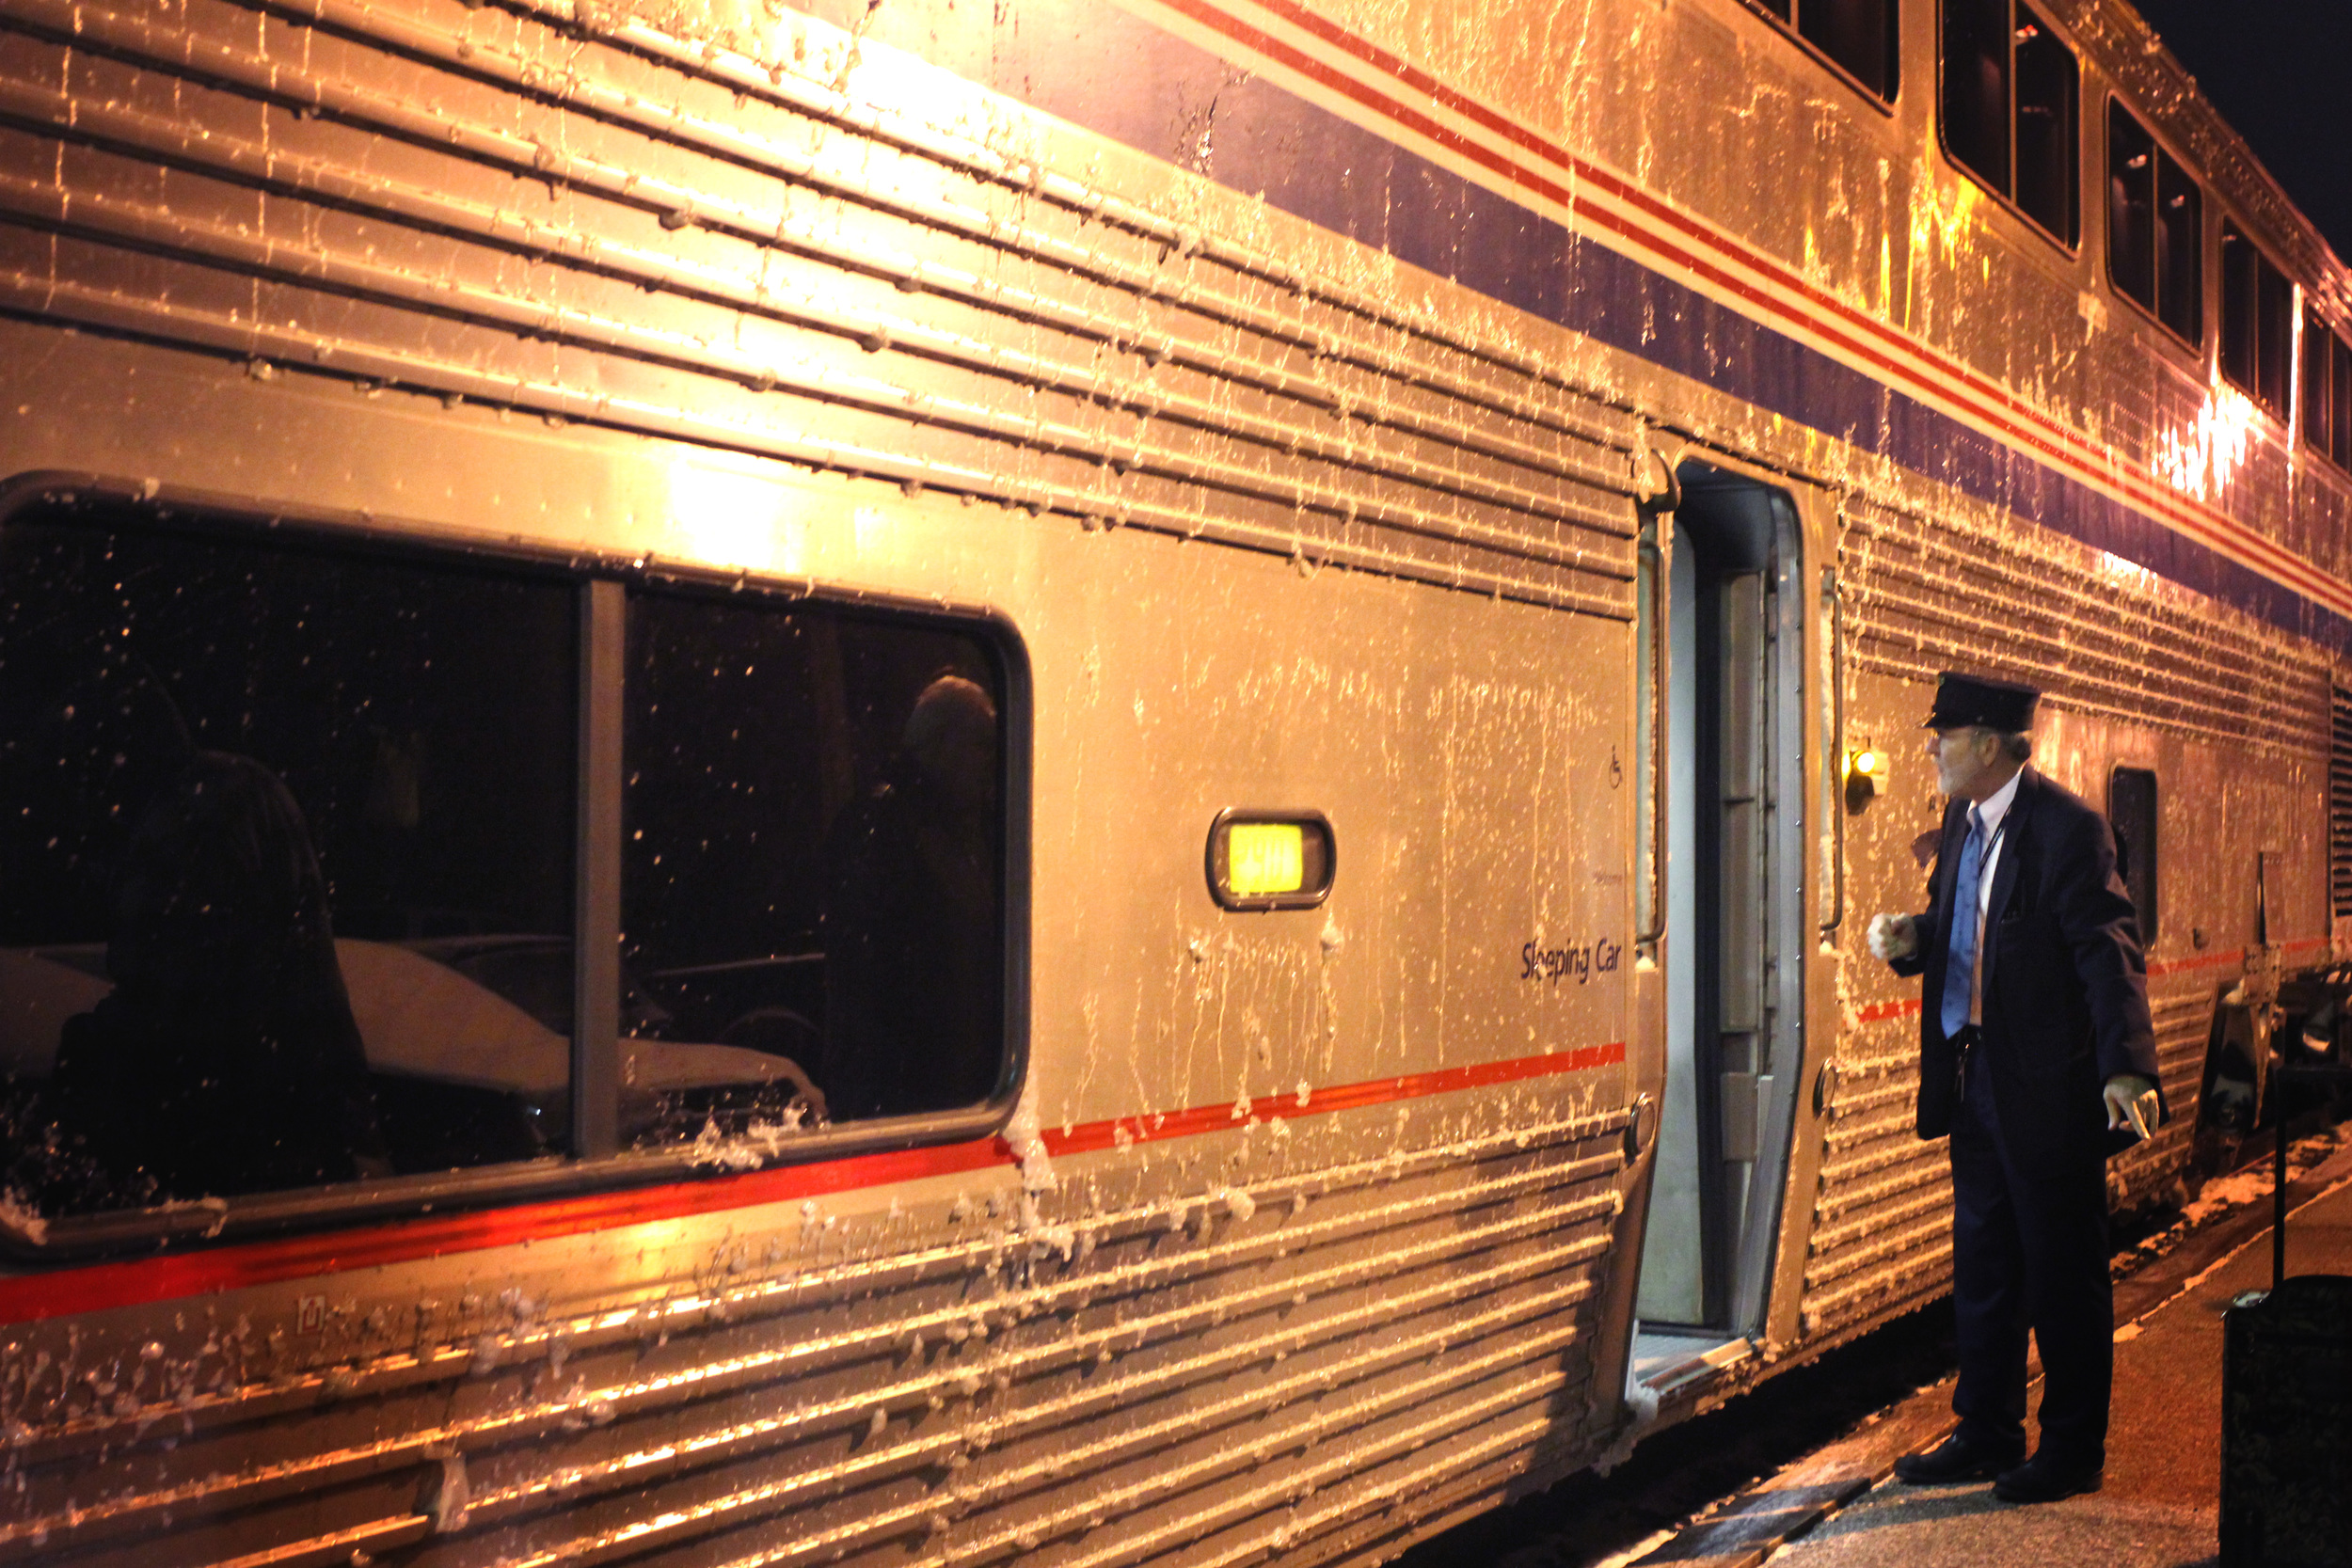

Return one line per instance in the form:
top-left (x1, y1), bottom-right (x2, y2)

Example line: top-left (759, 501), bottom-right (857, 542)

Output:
top-left (1628, 459), bottom-right (1834, 1398)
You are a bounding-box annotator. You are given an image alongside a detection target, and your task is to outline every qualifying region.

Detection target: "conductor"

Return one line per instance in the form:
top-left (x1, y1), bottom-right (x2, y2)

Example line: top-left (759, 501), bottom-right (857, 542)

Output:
top-left (1867, 672), bottom-right (2163, 1504)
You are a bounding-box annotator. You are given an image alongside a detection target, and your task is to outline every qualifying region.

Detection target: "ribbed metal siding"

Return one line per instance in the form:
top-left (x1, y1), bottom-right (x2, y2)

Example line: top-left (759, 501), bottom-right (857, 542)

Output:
top-left (1841, 497), bottom-right (2331, 754)
top-left (0, 1112), bottom-right (1630, 1568)
top-left (2103, 987), bottom-right (2218, 1199)
top-left (1798, 1037), bottom-right (1949, 1339)
top-left (0, 0), bottom-right (1642, 617)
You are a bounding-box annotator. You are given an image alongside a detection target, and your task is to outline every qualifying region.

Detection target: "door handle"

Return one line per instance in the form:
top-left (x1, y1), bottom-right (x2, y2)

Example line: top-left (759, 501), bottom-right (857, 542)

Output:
top-left (1820, 563), bottom-right (1847, 941)
top-left (1635, 516), bottom-right (1668, 949)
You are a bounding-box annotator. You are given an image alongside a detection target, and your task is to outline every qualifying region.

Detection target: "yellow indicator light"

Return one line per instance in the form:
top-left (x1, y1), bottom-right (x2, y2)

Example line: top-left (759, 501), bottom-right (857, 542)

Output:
top-left (1853, 750), bottom-right (1879, 777)
top-left (1226, 822), bottom-right (1307, 896)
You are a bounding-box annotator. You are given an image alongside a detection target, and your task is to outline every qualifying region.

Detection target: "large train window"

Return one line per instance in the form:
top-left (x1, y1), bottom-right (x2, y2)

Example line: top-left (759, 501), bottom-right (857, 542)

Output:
top-left (2307, 309), bottom-right (2352, 473)
top-left (2108, 767), bottom-right (2159, 947)
top-left (1745, 0), bottom-right (1899, 103)
top-left (2220, 222), bottom-right (2293, 420)
top-left (0, 495), bottom-right (579, 1217)
top-left (0, 486), bottom-right (1021, 1251)
top-left (2107, 101), bottom-right (2202, 348)
top-left (622, 589), bottom-right (1007, 1136)
top-left (1939, 0), bottom-right (2079, 246)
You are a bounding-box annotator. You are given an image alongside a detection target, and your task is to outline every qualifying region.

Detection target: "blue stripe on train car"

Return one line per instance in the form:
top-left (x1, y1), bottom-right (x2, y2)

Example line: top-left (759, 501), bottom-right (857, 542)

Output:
top-left (834, 0), bottom-right (2352, 655)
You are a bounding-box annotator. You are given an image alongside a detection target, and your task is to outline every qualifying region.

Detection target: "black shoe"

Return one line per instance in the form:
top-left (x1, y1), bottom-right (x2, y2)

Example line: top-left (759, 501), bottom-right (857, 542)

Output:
top-left (1992, 1452), bottom-right (2105, 1504)
top-left (1892, 1431), bottom-right (2026, 1484)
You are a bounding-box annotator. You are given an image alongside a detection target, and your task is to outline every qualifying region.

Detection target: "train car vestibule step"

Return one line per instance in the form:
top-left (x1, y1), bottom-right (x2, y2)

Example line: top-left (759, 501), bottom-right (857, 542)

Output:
top-left (1631, 1329), bottom-right (1756, 1395)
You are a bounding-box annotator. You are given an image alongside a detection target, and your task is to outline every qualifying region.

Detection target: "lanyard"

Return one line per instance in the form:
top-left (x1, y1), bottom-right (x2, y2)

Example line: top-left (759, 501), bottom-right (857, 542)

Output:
top-left (1953, 809), bottom-right (2010, 937)
top-left (1969, 812), bottom-right (2008, 883)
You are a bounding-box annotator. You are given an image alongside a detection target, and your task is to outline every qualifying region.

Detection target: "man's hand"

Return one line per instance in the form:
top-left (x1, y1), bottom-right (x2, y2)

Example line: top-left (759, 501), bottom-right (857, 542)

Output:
top-left (1867, 912), bottom-right (1919, 962)
top-left (2104, 1074), bottom-right (2160, 1140)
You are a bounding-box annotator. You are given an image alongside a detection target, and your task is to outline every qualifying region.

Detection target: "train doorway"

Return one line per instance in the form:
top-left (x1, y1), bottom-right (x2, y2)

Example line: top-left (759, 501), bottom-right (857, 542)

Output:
top-left (1633, 463), bottom-right (1809, 1374)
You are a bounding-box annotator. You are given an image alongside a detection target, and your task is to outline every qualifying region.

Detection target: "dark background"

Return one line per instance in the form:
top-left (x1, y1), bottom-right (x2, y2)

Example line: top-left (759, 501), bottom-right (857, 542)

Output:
top-left (2129, 0), bottom-right (2352, 262)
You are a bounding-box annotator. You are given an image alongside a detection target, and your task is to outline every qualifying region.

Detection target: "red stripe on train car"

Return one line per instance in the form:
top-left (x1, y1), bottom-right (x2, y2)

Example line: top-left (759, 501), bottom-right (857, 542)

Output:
top-left (1856, 940), bottom-right (2325, 1015)
top-left (1040, 1040), bottom-right (1629, 1157)
top-left (1856, 941), bottom-right (2314, 1008)
top-left (2138, 943), bottom-right (2334, 976)
top-left (0, 1042), bottom-right (1626, 1323)
top-left (2149, 951), bottom-right (2245, 976)
top-left (1155, 0), bottom-right (2352, 619)
top-left (0, 1141), bottom-right (1011, 1325)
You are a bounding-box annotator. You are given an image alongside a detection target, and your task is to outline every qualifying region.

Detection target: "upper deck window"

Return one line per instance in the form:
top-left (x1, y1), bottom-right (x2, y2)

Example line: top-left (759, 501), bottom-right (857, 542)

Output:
top-left (1941, 0), bottom-right (2079, 245)
top-left (1750, 0), bottom-right (1899, 102)
top-left (2308, 309), bottom-right (2352, 473)
top-left (0, 489), bottom-right (1018, 1248)
top-left (2220, 221), bottom-right (2293, 420)
top-left (2107, 101), bottom-right (2202, 347)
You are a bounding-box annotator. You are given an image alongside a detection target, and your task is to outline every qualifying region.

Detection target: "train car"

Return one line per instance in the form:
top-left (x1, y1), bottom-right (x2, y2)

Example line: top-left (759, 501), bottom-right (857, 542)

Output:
top-left (0, 0), bottom-right (2344, 1563)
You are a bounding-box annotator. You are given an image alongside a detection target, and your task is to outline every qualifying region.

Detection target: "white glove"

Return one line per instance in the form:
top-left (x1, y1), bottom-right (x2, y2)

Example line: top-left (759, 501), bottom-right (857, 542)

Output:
top-left (2104, 1075), bottom-right (2160, 1140)
top-left (1867, 912), bottom-right (1918, 962)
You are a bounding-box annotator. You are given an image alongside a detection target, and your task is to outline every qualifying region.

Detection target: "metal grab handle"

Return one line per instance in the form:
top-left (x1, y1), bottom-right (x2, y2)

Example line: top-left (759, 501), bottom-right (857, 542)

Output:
top-left (1635, 516), bottom-right (1668, 949)
top-left (1820, 562), bottom-right (1847, 940)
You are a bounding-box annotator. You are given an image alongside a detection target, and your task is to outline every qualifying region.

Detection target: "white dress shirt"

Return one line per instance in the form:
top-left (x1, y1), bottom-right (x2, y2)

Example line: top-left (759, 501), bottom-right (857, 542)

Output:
top-left (1964, 768), bottom-right (2023, 1026)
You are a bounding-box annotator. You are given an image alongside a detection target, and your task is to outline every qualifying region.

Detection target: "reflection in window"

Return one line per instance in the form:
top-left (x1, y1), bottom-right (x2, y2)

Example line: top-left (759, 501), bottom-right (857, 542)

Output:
top-left (623, 591), bottom-right (1004, 1148)
top-left (2220, 222), bottom-right (2292, 419)
top-left (1751, 0), bottom-right (1899, 102)
top-left (1942, 0), bottom-right (2078, 245)
top-left (2341, 328), bottom-right (2352, 471)
top-left (2012, 9), bottom-right (2078, 245)
top-left (0, 501), bottom-right (578, 1214)
top-left (2312, 310), bottom-right (2352, 473)
top-left (2108, 101), bottom-right (2201, 345)
top-left (2341, 329), bottom-right (2352, 473)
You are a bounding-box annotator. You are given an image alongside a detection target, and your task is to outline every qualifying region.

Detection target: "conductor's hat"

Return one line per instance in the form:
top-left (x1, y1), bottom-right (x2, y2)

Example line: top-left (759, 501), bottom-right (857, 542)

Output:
top-left (1922, 671), bottom-right (2040, 732)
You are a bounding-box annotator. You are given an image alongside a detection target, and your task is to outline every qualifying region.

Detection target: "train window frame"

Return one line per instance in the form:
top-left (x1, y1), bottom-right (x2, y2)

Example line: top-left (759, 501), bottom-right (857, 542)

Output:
top-left (2107, 766), bottom-right (2159, 948)
top-left (2219, 220), bottom-right (2293, 422)
top-left (1738, 0), bottom-right (1901, 111)
top-left (618, 580), bottom-right (1019, 1135)
top-left (1935, 0), bottom-right (2081, 253)
top-left (2307, 310), bottom-right (2352, 475)
top-left (2105, 97), bottom-right (2204, 353)
top-left (0, 472), bottom-right (1032, 1262)
top-left (2341, 324), bottom-right (2352, 472)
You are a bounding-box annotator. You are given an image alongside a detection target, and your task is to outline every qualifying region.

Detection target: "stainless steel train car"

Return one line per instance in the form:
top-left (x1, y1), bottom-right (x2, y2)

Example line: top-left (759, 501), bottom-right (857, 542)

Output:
top-left (0, 0), bottom-right (2345, 1562)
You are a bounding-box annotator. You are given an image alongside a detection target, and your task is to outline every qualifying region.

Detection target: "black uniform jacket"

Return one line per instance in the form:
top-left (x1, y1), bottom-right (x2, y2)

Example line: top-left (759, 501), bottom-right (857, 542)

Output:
top-left (1889, 768), bottom-right (2162, 1165)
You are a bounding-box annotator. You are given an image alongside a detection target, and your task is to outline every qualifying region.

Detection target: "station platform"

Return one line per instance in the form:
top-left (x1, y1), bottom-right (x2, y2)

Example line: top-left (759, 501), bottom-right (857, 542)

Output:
top-left (1624, 1132), bottom-right (2352, 1568)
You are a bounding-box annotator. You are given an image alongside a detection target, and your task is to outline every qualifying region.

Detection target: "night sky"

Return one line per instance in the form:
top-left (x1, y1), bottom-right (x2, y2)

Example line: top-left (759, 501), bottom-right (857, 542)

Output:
top-left (2126, 0), bottom-right (2352, 264)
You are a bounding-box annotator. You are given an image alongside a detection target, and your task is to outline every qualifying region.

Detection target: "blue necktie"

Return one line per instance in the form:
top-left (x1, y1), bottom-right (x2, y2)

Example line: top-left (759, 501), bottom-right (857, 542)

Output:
top-left (1939, 807), bottom-right (1986, 1040)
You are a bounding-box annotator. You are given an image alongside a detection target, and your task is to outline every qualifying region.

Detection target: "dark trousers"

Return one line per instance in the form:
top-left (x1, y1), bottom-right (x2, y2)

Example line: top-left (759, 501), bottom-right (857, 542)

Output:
top-left (1947, 1035), bottom-right (2113, 1466)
